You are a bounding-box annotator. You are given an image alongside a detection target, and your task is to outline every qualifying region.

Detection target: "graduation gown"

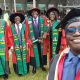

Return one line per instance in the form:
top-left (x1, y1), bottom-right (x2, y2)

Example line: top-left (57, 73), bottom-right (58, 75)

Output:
top-left (0, 19), bottom-right (11, 76)
top-left (48, 48), bottom-right (80, 80)
top-left (43, 18), bottom-right (59, 61)
top-left (9, 20), bottom-right (29, 75)
top-left (28, 17), bottom-right (47, 68)
top-left (43, 18), bottom-right (50, 61)
top-left (59, 29), bottom-right (67, 53)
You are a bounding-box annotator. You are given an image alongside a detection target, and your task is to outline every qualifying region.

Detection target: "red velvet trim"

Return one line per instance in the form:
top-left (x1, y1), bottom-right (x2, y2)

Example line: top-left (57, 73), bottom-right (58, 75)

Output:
top-left (58, 53), bottom-right (67, 80)
top-left (43, 38), bottom-right (50, 55)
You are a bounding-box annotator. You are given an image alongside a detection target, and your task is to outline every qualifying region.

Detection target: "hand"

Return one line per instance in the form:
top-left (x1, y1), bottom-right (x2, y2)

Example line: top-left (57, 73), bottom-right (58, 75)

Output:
top-left (10, 48), bottom-right (14, 53)
top-left (43, 34), bottom-right (47, 39)
top-left (43, 33), bottom-right (49, 39)
top-left (27, 40), bottom-right (32, 45)
top-left (38, 39), bottom-right (43, 43)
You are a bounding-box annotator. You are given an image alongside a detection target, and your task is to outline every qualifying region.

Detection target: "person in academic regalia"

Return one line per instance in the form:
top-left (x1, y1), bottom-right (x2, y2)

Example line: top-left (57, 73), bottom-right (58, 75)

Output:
top-left (45, 7), bottom-right (59, 61)
top-left (9, 12), bottom-right (29, 76)
top-left (47, 8), bottom-right (80, 80)
top-left (28, 8), bottom-right (47, 73)
top-left (0, 8), bottom-right (11, 80)
top-left (58, 28), bottom-right (67, 54)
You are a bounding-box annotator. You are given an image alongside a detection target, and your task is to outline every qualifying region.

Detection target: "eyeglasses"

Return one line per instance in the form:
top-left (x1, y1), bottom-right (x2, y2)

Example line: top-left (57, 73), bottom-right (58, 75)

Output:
top-left (65, 27), bottom-right (80, 34)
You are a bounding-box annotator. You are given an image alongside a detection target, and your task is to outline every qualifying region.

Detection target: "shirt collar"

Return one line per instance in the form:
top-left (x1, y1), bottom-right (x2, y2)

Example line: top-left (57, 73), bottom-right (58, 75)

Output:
top-left (67, 50), bottom-right (80, 61)
top-left (15, 23), bottom-right (22, 26)
top-left (67, 50), bottom-right (75, 61)
top-left (18, 23), bottom-right (22, 26)
top-left (15, 23), bottom-right (22, 30)
top-left (33, 17), bottom-right (38, 21)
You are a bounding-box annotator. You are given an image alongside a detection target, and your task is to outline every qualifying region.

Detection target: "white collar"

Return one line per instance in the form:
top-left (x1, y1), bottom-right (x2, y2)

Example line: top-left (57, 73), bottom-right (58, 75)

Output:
top-left (15, 23), bottom-right (22, 30)
top-left (33, 17), bottom-right (38, 21)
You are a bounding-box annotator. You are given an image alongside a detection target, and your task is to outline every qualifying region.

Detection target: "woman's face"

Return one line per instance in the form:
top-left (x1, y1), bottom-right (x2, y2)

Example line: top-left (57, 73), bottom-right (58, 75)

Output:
top-left (49, 11), bottom-right (56, 21)
top-left (14, 16), bottom-right (21, 24)
top-left (65, 22), bottom-right (80, 54)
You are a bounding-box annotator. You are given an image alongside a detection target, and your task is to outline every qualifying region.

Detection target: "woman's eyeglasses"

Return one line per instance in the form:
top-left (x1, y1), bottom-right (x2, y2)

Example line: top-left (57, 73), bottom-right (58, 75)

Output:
top-left (65, 27), bottom-right (80, 34)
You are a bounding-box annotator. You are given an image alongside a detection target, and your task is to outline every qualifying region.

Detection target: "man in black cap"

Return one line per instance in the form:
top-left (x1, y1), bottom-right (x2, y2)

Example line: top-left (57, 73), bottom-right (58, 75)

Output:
top-left (28, 8), bottom-right (47, 73)
top-left (47, 8), bottom-right (80, 80)
top-left (45, 7), bottom-right (59, 61)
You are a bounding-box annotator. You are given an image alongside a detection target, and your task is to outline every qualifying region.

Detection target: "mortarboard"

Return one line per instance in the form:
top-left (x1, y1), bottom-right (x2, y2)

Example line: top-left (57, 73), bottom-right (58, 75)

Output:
top-left (28, 8), bottom-right (40, 16)
top-left (46, 7), bottom-right (59, 18)
top-left (56, 8), bottom-right (80, 29)
top-left (9, 13), bottom-right (25, 23)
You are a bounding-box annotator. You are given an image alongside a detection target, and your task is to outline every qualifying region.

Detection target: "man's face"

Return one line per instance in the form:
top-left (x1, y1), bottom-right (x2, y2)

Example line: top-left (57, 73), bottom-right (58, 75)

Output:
top-left (49, 11), bottom-right (56, 21)
top-left (32, 11), bottom-right (39, 19)
top-left (14, 16), bottom-right (21, 24)
top-left (65, 22), bottom-right (80, 54)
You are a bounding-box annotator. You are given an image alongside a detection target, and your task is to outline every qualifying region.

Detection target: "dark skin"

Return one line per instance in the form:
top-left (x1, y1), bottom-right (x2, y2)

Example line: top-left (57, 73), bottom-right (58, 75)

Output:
top-left (44, 11), bottom-right (57, 39)
top-left (11, 16), bottom-right (22, 52)
top-left (65, 24), bottom-right (80, 56)
top-left (31, 11), bottom-right (43, 43)
top-left (14, 16), bottom-right (21, 25)
top-left (49, 11), bottom-right (56, 23)
top-left (43, 11), bottom-right (57, 40)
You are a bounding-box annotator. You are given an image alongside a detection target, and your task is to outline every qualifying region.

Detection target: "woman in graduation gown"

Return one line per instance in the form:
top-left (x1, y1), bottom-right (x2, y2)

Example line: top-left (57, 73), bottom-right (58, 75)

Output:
top-left (0, 8), bottom-right (11, 80)
top-left (9, 13), bottom-right (29, 76)
top-left (45, 7), bottom-right (59, 61)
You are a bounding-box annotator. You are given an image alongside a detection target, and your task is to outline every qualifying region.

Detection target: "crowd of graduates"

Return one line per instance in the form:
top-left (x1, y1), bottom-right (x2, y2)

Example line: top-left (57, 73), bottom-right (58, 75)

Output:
top-left (0, 7), bottom-right (67, 80)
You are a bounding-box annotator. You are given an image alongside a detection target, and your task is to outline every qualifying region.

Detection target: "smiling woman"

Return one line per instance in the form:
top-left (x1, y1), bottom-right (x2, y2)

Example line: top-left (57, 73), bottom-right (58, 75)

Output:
top-left (9, 12), bottom-right (29, 76)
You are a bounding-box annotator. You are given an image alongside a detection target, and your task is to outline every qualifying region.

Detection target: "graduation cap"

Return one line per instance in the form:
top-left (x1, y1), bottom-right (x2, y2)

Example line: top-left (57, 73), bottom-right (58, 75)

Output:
top-left (9, 13), bottom-right (25, 23)
top-left (56, 8), bottom-right (80, 29)
top-left (46, 7), bottom-right (59, 18)
top-left (28, 8), bottom-right (40, 16)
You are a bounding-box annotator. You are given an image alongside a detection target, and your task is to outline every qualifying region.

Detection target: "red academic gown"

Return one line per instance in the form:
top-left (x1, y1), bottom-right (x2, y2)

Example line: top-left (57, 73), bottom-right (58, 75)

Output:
top-left (9, 20), bottom-right (30, 65)
top-left (25, 19), bottom-right (35, 64)
top-left (59, 29), bottom-right (67, 53)
top-left (25, 19), bottom-right (37, 67)
top-left (27, 17), bottom-right (48, 67)
top-left (3, 22), bottom-right (11, 75)
top-left (43, 18), bottom-right (51, 61)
